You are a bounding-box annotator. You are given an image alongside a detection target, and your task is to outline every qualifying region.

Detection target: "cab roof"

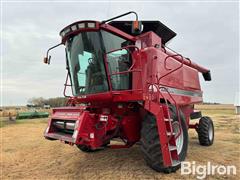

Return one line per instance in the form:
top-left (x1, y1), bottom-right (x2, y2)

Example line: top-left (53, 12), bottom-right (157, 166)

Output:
top-left (109, 21), bottom-right (177, 44)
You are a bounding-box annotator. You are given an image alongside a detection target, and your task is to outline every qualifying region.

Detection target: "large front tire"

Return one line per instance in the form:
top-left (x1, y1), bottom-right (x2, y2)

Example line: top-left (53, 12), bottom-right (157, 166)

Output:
top-left (140, 106), bottom-right (188, 173)
top-left (76, 145), bottom-right (96, 152)
top-left (76, 141), bottom-right (110, 153)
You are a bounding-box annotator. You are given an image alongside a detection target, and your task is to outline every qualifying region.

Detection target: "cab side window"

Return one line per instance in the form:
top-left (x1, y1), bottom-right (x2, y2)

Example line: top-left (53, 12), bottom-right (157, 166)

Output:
top-left (101, 31), bottom-right (132, 90)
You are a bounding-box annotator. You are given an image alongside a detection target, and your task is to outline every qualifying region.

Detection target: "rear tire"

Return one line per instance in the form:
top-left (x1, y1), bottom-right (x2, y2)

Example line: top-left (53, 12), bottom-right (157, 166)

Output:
top-left (197, 116), bottom-right (214, 146)
top-left (140, 105), bottom-right (188, 173)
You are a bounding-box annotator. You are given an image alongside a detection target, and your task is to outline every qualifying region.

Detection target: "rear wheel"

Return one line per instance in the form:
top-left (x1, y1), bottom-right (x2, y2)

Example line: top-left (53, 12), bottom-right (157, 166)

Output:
top-left (140, 105), bottom-right (188, 173)
top-left (197, 116), bottom-right (214, 146)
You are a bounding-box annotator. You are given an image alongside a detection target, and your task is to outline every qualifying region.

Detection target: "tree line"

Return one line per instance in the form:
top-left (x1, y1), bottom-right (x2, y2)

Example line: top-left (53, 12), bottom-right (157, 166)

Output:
top-left (27, 97), bottom-right (68, 108)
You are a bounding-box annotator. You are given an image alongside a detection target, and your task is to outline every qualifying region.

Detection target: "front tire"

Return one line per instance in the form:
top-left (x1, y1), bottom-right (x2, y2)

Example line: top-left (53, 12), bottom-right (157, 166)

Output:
top-left (76, 141), bottom-right (110, 153)
top-left (197, 116), bottom-right (214, 146)
top-left (140, 105), bottom-right (188, 173)
top-left (76, 145), bottom-right (95, 152)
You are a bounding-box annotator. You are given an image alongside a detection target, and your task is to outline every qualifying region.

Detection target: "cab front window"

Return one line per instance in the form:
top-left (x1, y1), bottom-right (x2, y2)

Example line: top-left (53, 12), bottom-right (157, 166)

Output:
top-left (66, 30), bottom-right (132, 96)
top-left (66, 31), bottom-right (108, 95)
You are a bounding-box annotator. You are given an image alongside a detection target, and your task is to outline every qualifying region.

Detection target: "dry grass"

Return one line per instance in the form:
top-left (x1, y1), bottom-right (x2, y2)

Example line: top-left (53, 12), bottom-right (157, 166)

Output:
top-left (1, 104), bottom-right (240, 179)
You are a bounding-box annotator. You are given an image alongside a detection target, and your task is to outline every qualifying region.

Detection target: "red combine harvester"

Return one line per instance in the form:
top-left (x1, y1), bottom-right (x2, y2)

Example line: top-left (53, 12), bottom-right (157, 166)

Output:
top-left (44, 12), bottom-right (214, 173)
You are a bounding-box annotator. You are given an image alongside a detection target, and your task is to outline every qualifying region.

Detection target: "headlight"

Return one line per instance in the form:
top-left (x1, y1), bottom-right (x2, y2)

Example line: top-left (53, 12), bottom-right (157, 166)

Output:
top-left (64, 27), bottom-right (71, 34)
top-left (60, 21), bottom-right (97, 39)
top-left (60, 31), bottom-right (65, 37)
top-left (87, 22), bottom-right (95, 28)
top-left (71, 25), bottom-right (77, 31)
top-left (78, 23), bottom-right (85, 28)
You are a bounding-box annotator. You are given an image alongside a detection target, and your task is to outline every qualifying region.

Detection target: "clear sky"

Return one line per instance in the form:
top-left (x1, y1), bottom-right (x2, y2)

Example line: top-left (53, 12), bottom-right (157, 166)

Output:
top-left (1, 0), bottom-right (239, 106)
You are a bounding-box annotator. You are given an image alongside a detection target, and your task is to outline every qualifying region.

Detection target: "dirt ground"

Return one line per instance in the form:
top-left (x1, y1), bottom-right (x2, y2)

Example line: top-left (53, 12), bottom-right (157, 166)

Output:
top-left (1, 104), bottom-right (240, 179)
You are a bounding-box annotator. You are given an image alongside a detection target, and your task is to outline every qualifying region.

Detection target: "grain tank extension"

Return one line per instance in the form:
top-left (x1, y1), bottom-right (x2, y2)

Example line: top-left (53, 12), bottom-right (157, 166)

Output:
top-left (43, 12), bottom-right (214, 173)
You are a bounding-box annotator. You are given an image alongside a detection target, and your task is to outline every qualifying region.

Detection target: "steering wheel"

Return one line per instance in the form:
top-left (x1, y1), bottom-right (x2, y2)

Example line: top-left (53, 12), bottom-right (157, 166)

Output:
top-left (88, 58), bottom-right (94, 64)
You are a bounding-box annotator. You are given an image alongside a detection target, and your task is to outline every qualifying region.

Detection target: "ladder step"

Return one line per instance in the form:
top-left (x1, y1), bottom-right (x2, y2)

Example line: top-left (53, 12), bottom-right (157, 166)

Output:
top-left (172, 160), bottom-right (181, 166)
top-left (169, 145), bottom-right (177, 151)
top-left (164, 118), bottom-right (173, 122)
top-left (167, 132), bottom-right (176, 136)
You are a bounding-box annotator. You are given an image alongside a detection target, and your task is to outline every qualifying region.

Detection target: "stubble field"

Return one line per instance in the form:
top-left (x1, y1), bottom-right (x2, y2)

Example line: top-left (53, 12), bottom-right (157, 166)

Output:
top-left (1, 104), bottom-right (240, 179)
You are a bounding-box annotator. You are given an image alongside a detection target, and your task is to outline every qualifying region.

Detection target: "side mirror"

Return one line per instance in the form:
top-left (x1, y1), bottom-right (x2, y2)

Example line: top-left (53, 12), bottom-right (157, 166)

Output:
top-left (43, 56), bottom-right (51, 65)
top-left (43, 43), bottom-right (62, 65)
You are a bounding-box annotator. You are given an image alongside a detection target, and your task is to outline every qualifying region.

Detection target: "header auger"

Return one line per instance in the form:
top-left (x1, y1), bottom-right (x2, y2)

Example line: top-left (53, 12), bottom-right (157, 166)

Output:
top-left (43, 11), bottom-right (214, 173)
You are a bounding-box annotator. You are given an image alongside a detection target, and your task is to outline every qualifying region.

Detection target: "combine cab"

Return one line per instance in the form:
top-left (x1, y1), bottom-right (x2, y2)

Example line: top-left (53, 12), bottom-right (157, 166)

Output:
top-left (43, 12), bottom-right (214, 173)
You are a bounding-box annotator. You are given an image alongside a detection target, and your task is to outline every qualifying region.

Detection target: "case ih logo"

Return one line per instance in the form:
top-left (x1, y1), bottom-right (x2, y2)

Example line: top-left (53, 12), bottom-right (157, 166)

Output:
top-left (54, 112), bottom-right (80, 117)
